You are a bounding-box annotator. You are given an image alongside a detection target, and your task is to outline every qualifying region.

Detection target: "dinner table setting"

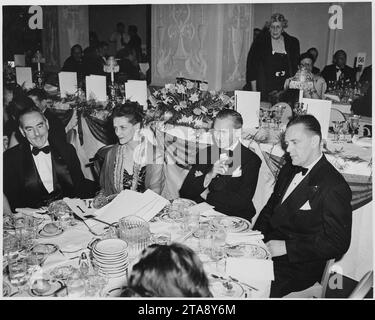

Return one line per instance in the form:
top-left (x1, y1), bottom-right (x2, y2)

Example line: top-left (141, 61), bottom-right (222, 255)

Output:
top-left (2, 192), bottom-right (273, 299)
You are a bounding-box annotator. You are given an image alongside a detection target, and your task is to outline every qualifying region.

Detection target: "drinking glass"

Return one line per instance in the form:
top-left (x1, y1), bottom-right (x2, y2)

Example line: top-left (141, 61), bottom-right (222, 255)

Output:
top-left (85, 273), bottom-right (109, 297)
top-left (3, 233), bottom-right (20, 261)
top-left (14, 215), bottom-right (38, 250)
top-left (182, 209), bottom-right (200, 233)
top-left (197, 223), bottom-right (212, 255)
top-left (8, 256), bottom-right (28, 287)
top-left (332, 121), bottom-right (343, 142)
top-left (66, 271), bottom-right (86, 298)
top-left (349, 115), bottom-right (360, 136)
top-left (118, 216), bottom-right (151, 259)
top-left (210, 225), bottom-right (227, 274)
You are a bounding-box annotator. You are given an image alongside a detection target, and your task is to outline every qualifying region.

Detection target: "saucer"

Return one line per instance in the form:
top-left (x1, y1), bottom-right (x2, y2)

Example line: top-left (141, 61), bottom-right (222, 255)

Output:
top-left (38, 227), bottom-right (64, 238)
top-left (29, 280), bottom-right (64, 297)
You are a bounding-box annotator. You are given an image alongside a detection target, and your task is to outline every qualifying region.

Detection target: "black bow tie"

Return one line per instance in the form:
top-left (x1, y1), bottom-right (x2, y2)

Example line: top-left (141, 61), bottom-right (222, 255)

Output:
top-left (336, 67), bottom-right (343, 72)
top-left (294, 165), bottom-right (308, 176)
top-left (32, 145), bottom-right (50, 156)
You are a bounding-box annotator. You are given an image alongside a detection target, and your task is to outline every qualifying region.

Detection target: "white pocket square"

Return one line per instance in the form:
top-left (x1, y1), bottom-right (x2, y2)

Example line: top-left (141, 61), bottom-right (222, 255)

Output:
top-left (299, 200), bottom-right (312, 210)
top-left (231, 166), bottom-right (242, 177)
top-left (194, 170), bottom-right (203, 178)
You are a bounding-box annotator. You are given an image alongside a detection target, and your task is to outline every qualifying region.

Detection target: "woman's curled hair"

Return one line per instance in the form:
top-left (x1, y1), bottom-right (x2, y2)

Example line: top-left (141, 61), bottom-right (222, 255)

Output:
top-left (111, 100), bottom-right (145, 127)
top-left (123, 243), bottom-right (212, 297)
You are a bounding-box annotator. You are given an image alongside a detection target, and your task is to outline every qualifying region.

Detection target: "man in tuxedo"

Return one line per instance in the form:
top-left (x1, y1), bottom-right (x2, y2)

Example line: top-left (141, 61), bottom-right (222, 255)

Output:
top-left (3, 108), bottom-right (96, 211)
top-left (179, 109), bottom-right (261, 221)
top-left (321, 50), bottom-right (356, 84)
top-left (27, 89), bottom-right (67, 144)
top-left (254, 115), bottom-right (352, 297)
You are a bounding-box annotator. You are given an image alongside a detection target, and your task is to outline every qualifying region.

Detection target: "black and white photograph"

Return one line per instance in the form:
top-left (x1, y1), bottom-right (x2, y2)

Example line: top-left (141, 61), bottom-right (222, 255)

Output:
top-left (1, 0), bottom-right (373, 302)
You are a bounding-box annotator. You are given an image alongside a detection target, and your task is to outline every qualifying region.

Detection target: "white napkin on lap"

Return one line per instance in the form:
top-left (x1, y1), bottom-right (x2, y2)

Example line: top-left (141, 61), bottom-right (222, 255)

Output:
top-left (226, 258), bottom-right (274, 281)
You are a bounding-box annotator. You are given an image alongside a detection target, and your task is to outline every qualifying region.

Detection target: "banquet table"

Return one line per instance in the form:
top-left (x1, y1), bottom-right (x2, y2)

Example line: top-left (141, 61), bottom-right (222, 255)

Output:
top-left (3, 204), bottom-right (273, 298)
top-left (145, 124), bottom-right (373, 285)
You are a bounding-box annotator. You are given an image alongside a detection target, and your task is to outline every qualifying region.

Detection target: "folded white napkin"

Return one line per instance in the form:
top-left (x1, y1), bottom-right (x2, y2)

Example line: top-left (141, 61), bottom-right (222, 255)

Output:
top-left (226, 258), bottom-right (274, 281)
top-left (226, 231), bottom-right (264, 244)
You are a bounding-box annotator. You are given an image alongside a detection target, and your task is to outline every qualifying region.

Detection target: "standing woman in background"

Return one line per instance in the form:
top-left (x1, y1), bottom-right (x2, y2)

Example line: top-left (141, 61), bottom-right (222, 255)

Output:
top-left (244, 13), bottom-right (300, 102)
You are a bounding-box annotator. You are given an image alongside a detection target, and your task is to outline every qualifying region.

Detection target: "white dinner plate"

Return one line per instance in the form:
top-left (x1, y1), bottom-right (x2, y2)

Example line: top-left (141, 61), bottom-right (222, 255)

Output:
top-left (94, 239), bottom-right (128, 255)
top-left (225, 243), bottom-right (270, 260)
top-left (209, 278), bottom-right (244, 298)
top-left (212, 216), bottom-right (251, 233)
top-left (29, 280), bottom-right (64, 297)
top-left (38, 227), bottom-right (64, 238)
top-left (104, 287), bottom-right (123, 297)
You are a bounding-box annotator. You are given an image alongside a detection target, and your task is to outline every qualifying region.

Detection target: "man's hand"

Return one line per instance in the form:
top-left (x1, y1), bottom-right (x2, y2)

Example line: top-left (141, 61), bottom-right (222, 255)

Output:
top-left (266, 240), bottom-right (287, 257)
top-left (203, 159), bottom-right (229, 188)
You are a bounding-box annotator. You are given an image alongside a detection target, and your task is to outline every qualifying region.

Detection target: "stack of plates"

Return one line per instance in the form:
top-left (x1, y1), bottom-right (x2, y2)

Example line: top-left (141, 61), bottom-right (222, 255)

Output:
top-left (91, 239), bottom-right (129, 279)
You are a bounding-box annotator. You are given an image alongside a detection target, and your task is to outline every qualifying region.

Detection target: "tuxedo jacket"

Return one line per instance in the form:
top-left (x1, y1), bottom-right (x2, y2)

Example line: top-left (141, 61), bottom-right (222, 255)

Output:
top-left (254, 155), bottom-right (352, 275)
top-left (179, 143), bottom-right (261, 220)
top-left (3, 139), bottom-right (96, 210)
top-left (321, 64), bottom-right (356, 84)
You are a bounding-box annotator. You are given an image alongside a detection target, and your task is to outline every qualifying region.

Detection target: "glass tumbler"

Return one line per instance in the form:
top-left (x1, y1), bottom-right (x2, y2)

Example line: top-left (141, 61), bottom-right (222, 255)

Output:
top-left (119, 216), bottom-right (151, 259)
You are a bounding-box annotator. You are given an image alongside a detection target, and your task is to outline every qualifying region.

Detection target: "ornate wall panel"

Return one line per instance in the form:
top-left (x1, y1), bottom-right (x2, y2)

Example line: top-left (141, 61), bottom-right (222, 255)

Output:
top-left (151, 4), bottom-right (253, 91)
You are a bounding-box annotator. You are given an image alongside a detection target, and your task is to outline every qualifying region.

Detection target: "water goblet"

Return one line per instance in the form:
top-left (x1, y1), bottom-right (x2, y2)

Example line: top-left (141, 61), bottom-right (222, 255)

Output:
top-left (332, 121), bottom-right (343, 142)
top-left (349, 115), bottom-right (361, 137)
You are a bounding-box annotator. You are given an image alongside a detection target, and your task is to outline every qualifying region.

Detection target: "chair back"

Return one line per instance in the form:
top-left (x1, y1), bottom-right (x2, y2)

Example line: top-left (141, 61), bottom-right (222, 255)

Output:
top-left (320, 259), bottom-right (336, 298)
top-left (348, 270), bottom-right (373, 299)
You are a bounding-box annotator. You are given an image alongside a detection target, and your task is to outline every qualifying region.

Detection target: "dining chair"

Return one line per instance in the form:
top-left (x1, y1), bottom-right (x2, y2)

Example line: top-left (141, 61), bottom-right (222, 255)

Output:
top-left (348, 270), bottom-right (373, 299)
top-left (86, 144), bottom-right (114, 184)
top-left (282, 259), bottom-right (335, 299)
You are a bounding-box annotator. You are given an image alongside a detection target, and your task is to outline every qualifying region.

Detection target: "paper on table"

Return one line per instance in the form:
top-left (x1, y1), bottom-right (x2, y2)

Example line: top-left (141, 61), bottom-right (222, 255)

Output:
top-left (58, 72), bottom-right (78, 98)
top-left (188, 202), bottom-right (215, 215)
top-left (226, 258), bottom-right (274, 281)
top-left (14, 54), bottom-right (25, 66)
top-left (88, 189), bottom-right (169, 228)
top-left (16, 67), bottom-right (33, 89)
top-left (125, 80), bottom-right (148, 110)
top-left (235, 90), bottom-right (260, 129)
top-left (302, 98), bottom-right (332, 140)
top-left (63, 198), bottom-right (94, 220)
top-left (86, 75), bottom-right (107, 102)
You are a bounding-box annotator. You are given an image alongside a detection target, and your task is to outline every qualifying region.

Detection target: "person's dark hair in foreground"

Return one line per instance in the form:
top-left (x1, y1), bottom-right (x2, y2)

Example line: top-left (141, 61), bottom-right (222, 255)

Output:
top-left (122, 243), bottom-right (212, 297)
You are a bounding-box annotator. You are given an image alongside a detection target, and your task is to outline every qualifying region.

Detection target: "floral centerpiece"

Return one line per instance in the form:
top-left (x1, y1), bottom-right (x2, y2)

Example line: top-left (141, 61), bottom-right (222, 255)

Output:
top-left (146, 80), bottom-right (235, 129)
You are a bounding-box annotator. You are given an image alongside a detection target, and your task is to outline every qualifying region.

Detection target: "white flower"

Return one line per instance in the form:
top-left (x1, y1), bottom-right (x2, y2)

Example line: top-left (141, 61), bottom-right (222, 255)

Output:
top-left (186, 81), bottom-right (195, 89)
top-left (176, 83), bottom-right (186, 94)
top-left (174, 101), bottom-right (187, 111)
top-left (189, 93), bottom-right (199, 103)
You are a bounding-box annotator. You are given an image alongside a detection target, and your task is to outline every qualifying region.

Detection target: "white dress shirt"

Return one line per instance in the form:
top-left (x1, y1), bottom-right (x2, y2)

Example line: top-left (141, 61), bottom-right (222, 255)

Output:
top-left (31, 143), bottom-right (54, 193)
top-left (282, 154), bottom-right (323, 203)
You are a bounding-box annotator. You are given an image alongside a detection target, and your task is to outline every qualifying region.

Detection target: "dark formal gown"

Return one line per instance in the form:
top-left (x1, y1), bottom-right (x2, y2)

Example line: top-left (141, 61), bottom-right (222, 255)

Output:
top-left (244, 30), bottom-right (300, 100)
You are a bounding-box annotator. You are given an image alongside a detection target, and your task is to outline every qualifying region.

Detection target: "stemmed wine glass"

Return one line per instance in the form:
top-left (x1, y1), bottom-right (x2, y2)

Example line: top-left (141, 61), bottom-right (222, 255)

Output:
top-left (332, 121), bottom-right (343, 142)
top-left (273, 105), bottom-right (285, 129)
top-left (349, 115), bottom-right (361, 137)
